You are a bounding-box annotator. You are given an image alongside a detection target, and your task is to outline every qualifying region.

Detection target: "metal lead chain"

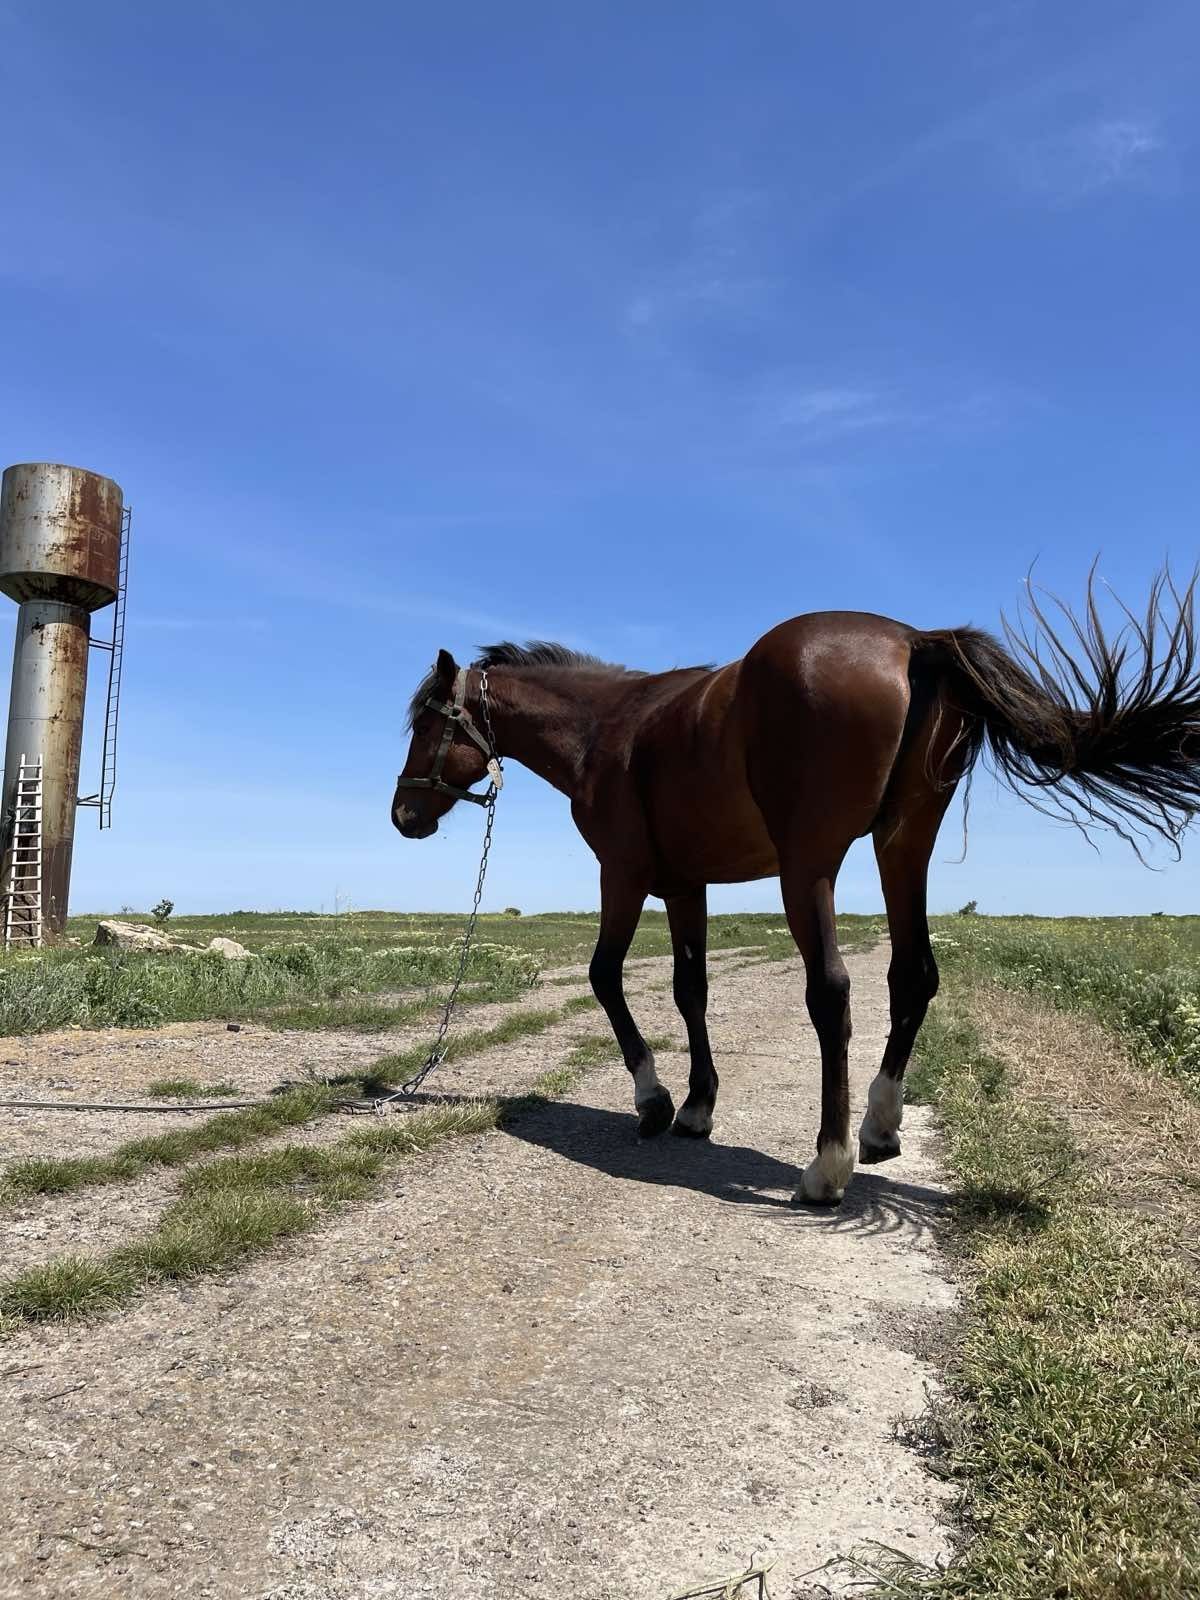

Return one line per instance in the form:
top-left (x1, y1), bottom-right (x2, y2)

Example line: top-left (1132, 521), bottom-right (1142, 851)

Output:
top-left (378, 671), bottom-right (501, 1108)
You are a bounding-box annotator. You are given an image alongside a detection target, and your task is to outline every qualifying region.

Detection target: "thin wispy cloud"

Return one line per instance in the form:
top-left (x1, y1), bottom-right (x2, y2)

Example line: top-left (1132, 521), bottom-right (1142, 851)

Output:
top-left (750, 384), bottom-right (915, 442)
top-left (749, 380), bottom-right (1047, 448)
top-left (624, 187), bottom-right (773, 331)
top-left (772, 388), bottom-right (903, 432)
top-left (1021, 116), bottom-right (1167, 202)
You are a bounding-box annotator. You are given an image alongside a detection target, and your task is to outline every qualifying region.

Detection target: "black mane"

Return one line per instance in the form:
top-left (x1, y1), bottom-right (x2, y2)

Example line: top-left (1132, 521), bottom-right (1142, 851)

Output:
top-left (473, 640), bottom-right (619, 673)
top-left (407, 640), bottom-right (638, 726)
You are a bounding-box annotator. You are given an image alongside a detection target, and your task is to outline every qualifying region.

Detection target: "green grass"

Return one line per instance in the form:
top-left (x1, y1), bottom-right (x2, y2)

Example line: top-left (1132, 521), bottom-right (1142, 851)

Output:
top-left (561, 1030), bottom-right (675, 1070)
top-left (369, 1005), bottom-right (569, 1084)
top-left (260, 977), bottom-right (538, 1033)
top-left (929, 913), bottom-right (1200, 1092)
top-left (0, 1085), bottom-right (337, 1206)
top-left (562, 992), bottom-right (597, 1013)
top-left (64, 909), bottom-right (611, 959)
top-left (0, 937), bottom-right (541, 1036)
top-left (0, 1052), bottom-right (597, 1332)
top-left (66, 908), bottom-right (852, 963)
top-left (146, 1079), bottom-right (243, 1100)
top-left (858, 991), bottom-right (1200, 1599)
top-left (63, 907), bottom-right (886, 970)
top-left (260, 995), bottom-right (438, 1033)
top-left (4, 907), bottom-right (887, 1039)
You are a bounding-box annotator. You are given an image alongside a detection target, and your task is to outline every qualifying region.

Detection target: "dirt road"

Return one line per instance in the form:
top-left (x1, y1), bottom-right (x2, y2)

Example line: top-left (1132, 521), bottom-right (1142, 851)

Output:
top-left (0, 943), bottom-right (955, 1598)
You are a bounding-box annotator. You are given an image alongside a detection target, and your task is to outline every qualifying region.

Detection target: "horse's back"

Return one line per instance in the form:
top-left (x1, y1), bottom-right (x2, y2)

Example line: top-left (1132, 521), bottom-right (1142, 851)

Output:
top-left (743, 609), bottom-right (914, 678)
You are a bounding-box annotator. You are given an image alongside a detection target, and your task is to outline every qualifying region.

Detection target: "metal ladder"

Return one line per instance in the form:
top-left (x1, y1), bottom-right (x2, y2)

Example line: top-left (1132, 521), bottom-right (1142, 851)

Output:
top-left (79, 503), bottom-right (130, 830)
top-left (3, 753), bottom-right (44, 948)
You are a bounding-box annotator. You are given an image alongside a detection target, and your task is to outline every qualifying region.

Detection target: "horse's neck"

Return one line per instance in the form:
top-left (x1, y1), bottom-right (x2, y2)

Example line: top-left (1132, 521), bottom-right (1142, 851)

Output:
top-left (485, 670), bottom-right (606, 798)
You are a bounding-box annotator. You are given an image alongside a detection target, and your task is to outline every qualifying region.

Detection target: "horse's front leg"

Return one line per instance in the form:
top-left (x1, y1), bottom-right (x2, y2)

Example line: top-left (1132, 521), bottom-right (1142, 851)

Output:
top-left (588, 869), bottom-right (673, 1137)
top-left (666, 888), bottom-right (718, 1138)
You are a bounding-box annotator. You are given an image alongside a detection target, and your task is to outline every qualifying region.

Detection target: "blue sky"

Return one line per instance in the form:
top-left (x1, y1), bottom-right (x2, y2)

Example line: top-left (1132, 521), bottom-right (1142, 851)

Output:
top-left (2, 1), bottom-right (1198, 917)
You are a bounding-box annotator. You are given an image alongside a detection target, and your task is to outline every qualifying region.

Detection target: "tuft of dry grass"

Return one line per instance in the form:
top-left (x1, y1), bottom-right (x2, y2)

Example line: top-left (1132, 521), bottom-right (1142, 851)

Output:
top-left (146, 1079), bottom-right (243, 1099)
top-left (969, 981), bottom-right (1200, 1249)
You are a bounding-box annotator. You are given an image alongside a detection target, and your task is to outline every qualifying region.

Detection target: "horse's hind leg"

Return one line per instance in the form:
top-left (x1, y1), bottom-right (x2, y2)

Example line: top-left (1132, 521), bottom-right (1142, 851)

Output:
top-left (778, 848), bottom-right (854, 1206)
top-left (859, 796), bottom-right (952, 1164)
top-left (665, 889), bottom-right (717, 1137)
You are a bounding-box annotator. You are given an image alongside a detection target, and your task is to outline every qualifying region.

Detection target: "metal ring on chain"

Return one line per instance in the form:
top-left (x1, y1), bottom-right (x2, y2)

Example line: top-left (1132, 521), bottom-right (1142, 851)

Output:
top-left (375, 671), bottom-right (501, 1110)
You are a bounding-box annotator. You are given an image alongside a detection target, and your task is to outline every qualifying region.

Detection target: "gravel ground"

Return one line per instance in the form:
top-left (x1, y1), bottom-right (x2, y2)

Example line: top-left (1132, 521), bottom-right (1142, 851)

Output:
top-left (0, 943), bottom-right (955, 1599)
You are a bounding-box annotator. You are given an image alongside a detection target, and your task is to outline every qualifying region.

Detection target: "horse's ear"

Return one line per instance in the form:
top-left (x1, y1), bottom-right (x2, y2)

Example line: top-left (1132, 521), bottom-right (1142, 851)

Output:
top-left (435, 648), bottom-right (458, 687)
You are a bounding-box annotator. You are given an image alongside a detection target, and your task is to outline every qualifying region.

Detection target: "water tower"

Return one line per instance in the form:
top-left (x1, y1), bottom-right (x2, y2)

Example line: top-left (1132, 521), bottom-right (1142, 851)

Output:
top-left (0, 463), bottom-right (130, 945)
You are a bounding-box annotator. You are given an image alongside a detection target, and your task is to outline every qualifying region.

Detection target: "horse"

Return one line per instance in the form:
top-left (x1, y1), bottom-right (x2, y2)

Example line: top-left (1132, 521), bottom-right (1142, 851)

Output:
top-left (391, 577), bottom-right (1200, 1206)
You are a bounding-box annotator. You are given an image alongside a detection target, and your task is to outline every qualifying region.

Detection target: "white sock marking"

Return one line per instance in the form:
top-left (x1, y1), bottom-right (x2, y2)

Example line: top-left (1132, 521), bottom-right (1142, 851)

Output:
top-left (632, 1049), bottom-right (661, 1108)
top-left (859, 1072), bottom-right (904, 1147)
top-left (796, 1138), bottom-right (855, 1203)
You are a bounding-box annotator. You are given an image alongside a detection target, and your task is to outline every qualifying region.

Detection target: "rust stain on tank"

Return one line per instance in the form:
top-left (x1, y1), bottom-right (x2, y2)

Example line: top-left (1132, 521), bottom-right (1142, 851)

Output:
top-left (40, 838), bottom-right (75, 942)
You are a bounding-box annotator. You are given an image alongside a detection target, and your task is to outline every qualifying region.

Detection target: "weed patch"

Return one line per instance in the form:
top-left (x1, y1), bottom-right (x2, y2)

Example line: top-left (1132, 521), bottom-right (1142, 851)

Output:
top-left (146, 1079), bottom-right (243, 1100)
top-left (0, 940), bottom-right (540, 1036)
top-left (931, 915), bottom-right (1200, 1093)
top-left (561, 1031), bottom-right (675, 1070)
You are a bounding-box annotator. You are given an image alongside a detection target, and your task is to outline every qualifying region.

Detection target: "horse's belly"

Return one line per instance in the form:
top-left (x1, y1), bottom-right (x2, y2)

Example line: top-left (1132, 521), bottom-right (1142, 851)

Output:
top-left (651, 792), bottom-right (779, 890)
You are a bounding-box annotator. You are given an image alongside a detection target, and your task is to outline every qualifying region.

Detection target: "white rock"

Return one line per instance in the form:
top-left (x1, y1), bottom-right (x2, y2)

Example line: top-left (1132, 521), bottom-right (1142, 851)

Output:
top-left (206, 937), bottom-right (253, 960)
top-left (93, 920), bottom-right (175, 952)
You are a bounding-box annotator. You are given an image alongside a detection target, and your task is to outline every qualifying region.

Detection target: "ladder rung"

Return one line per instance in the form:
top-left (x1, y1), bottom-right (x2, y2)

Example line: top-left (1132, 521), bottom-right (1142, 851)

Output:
top-left (4, 751), bottom-right (43, 950)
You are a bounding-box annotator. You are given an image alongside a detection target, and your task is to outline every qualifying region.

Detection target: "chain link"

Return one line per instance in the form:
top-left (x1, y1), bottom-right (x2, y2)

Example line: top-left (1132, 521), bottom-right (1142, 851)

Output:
top-left (377, 672), bottom-right (501, 1109)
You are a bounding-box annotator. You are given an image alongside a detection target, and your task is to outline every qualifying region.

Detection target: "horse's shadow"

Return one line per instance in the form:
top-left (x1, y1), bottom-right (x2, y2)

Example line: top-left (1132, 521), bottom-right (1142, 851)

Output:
top-left (499, 1098), bottom-right (951, 1243)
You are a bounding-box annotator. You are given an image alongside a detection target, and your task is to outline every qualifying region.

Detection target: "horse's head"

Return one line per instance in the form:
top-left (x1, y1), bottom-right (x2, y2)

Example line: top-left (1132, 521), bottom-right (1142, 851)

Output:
top-left (392, 650), bottom-right (497, 839)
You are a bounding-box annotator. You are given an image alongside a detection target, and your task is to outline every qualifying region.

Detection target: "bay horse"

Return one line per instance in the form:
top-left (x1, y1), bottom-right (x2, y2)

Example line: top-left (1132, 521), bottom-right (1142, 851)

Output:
top-left (392, 580), bottom-right (1200, 1205)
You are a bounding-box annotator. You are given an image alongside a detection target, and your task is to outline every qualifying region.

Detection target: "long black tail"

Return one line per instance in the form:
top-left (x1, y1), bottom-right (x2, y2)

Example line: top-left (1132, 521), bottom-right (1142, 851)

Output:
top-left (914, 570), bottom-right (1200, 854)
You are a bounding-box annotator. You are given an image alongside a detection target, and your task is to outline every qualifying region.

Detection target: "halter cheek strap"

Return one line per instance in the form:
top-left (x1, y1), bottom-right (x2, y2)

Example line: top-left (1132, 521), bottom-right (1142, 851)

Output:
top-left (395, 668), bottom-right (502, 807)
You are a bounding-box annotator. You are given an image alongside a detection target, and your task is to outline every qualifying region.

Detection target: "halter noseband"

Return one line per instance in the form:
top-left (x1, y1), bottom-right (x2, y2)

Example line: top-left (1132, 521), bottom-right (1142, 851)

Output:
top-left (396, 667), bottom-right (503, 807)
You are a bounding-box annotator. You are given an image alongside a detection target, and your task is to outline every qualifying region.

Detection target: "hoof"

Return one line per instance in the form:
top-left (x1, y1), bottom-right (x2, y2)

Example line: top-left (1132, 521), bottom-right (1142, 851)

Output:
top-left (792, 1142), bottom-right (853, 1208)
top-left (670, 1119), bottom-right (712, 1140)
top-left (636, 1089), bottom-right (675, 1139)
top-left (790, 1186), bottom-right (843, 1209)
top-left (859, 1134), bottom-right (902, 1165)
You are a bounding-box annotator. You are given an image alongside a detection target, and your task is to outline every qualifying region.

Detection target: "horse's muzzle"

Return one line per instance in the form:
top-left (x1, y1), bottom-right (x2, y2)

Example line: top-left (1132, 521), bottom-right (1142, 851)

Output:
top-left (392, 806), bottom-right (439, 841)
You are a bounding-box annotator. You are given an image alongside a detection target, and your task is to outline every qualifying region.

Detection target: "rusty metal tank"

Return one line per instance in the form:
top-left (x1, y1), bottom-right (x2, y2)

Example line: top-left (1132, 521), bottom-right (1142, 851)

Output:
top-left (0, 463), bottom-right (122, 610)
top-left (0, 463), bottom-right (125, 940)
